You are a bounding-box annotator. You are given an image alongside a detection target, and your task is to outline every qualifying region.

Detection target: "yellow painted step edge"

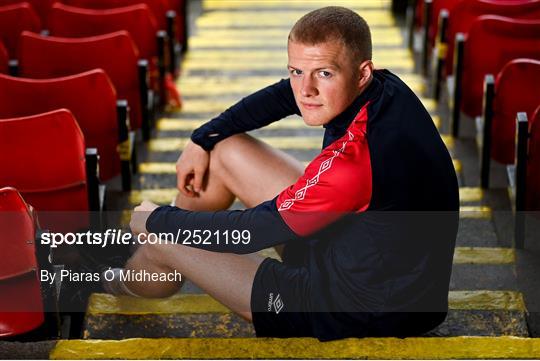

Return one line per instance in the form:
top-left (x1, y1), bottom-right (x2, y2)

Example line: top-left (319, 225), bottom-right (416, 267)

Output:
top-left (50, 336), bottom-right (540, 360)
top-left (87, 290), bottom-right (525, 316)
top-left (453, 247), bottom-right (515, 264)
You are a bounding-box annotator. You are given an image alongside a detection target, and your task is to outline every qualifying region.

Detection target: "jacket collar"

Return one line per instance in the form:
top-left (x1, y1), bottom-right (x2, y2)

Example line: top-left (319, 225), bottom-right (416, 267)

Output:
top-left (323, 70), bottom-right (383, 133)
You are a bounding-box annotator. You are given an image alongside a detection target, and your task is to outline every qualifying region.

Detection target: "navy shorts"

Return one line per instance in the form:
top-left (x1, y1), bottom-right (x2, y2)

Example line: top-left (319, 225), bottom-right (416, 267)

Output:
top-left (250, 248), bottom-right (447, 340)
top-left (250, 256), bottom-right (315, 337)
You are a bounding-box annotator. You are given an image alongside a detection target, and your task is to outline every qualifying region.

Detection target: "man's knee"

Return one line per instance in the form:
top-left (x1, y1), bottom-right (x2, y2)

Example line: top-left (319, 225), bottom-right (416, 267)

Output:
top-left (204, 134), bottom-right (248, 177)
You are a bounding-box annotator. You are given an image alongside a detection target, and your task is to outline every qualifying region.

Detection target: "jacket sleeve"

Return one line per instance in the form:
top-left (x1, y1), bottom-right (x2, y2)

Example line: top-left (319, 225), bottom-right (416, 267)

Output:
top-left (146, 125), bottom-right (372, 254)
top-left (191, 78), bottom-right (300, 150)
top-left (145, 198), bottom-right (298, 254)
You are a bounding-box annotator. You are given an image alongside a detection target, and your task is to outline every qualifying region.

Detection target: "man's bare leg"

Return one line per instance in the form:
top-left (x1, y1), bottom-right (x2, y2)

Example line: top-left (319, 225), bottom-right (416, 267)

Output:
top-left (124, 242), bottom-right (263, 321)
top-left (119, 134), bottom-right (304, 320)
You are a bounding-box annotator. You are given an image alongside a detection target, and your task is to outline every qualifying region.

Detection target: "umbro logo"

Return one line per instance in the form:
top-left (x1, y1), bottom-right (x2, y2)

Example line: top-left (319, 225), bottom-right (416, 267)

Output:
top-left (267, 293), bottom-right (285, 314)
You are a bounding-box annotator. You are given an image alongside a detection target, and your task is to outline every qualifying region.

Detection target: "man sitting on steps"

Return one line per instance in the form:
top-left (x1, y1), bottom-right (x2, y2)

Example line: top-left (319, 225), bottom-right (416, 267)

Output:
top-left (104, 6), bottom-right (460, 341)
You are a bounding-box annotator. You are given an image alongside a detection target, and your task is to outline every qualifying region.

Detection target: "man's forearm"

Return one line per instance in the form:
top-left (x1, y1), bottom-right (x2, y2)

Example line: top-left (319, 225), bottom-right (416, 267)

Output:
top-left (145, 199), bottom-right (297, 253)
top-left (191, 79), bottom-right (300, 150)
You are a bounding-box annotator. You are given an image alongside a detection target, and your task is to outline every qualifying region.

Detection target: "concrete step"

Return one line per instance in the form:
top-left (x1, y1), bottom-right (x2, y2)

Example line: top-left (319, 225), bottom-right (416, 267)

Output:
top-left (82, 290), bottom-right (527, 339)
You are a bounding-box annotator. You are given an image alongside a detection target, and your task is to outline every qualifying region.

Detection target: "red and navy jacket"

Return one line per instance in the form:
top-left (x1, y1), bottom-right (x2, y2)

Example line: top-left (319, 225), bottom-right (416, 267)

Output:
top-left (147, 70), bottom-right (459, 335)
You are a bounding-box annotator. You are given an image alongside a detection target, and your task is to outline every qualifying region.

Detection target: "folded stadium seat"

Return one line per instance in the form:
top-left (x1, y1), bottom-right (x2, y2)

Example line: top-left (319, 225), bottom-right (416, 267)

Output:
top-left (0, 2), bottom-right (40, 60)
top-left (18, 31), bottom-right (153, 141)
top-left (58, 0), bottom-right (182, 77)
top-left (48, 3), bottom-right (171, 107)
top-left (527, 106), bottom-right (540, 212)
top-left (0, 41), bottom-right (7, 73)
top-left (0, 187), bottom-right (45, 338)
top-left (415, 0), bottom-right (463, 73)
top-left (450, 16), bottom-right (540, 136)
top-left (0, 0), bottom-right (53, 28)
top-left (0, 109), bottom-right (100, 232)
top-left (432, 0), bottom-right (540, 100)
top-left (508, 109), bottom-right (540, 248)
top-left (163, 0), bottom-right (187, 59)
top-left (479, 59), bottom-right (540, 188)
top-left (0, 70), bottom-right (136, 190)
top-left (409, 0), bottom-right (426, 49)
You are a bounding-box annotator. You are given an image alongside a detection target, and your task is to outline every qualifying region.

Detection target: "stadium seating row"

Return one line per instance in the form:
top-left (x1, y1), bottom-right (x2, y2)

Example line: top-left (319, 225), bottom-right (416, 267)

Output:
top-left (408, 0), bottom-right (540, 249)
top-left (0, 0), bottom-right (187, 51)
top-left (0, 1), bottom-right (188, 337)
top-left (0, 2), bottom-right (182, 113)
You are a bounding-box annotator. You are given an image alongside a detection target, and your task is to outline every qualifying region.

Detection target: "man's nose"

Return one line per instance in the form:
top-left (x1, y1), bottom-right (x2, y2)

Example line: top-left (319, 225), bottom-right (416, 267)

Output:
top-left (301, 76), bottom-right (318, 97)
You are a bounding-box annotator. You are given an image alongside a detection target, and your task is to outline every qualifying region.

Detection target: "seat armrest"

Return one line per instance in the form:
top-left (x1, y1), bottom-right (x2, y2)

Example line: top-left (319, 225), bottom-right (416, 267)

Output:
top-left (8, 59), bottom-right (18, 76)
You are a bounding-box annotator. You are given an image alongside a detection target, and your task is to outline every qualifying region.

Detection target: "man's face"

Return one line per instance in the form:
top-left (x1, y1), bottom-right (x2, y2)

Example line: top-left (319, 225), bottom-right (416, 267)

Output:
top-left (287, 40), bottom-right (362, 126)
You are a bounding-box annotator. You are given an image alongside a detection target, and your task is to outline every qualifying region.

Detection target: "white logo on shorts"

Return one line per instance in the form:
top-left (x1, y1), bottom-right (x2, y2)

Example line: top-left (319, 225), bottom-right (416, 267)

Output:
top-left (272, 294), bottom-right (284, 314)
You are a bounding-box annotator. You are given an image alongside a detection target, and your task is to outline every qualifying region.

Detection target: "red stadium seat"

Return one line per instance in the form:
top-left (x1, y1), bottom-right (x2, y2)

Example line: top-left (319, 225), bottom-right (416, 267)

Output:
top-left (479, 59), bottom-right (540, 188)
top-left (442, 0), bottom-right (540, 78)
top-left (0, 109), bottom-right (95, 232)
top-left (528, 106), bottom-right (540, 211)
top-left (57, 0), bottom-right (182, 76)
top-left (416, 0), bottom-right (462, 73)
top-left (0, 2), bottom-right (40, 59)
top-left (163, 0), bottom-right (186, 54)
top-left (428, 0), bottom-right (462, 48)
top-left (58, 0), bottom-right (167, 31)
top-left (49, 3), bottom-right (159, 69)
top-left (510, 109), bottom-right (540, 248)
top-left (18, 31), bottom-right (151, 140)
top-left (0, 41), bottom-right (7, 73)
top-left (451, 16), bottom-right (540, 136)
top-left (0, 187), bottom-right (44, 338)
top-left (432, 0), bottom-right (540, 100)
top-left (0, 69), bottom-right (135, 186)
top-left (48, 2), bottom-right (167, 101)
top-left (0, 0), bottom-right (53, 27)
top-left (491, 59), bottom-right (540, 164)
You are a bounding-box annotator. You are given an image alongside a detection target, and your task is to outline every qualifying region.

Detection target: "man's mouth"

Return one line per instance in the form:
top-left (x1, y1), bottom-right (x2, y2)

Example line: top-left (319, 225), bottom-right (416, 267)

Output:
top-left (301, 102), bottom-right (323, 110)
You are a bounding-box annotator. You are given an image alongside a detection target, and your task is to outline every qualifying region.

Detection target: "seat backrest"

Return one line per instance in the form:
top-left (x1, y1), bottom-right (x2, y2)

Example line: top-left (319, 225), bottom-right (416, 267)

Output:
top-left (165, 0), bottom-right (182, 12)
top-left (0, 109), bottom-right (88, 216)
top-left (0, 0), bottom-right (54, 27)
top-left (490, 59), bottom-right (540, 165)
top-left (461, 16), bottom-right (540, 118)
top-left (445, 0), bottom-right (540, 77)
top-left (0, 69), bottom-right (120, 180)
top-left (0, 2), bottom-right (40, 58)
top-left (0, 41), bottom-right (7, 73)
top-left (59, 0), bottom-right (166, 30)
top-left (527, 106), bottom-right (540, 211)
top-left (0, 187), bottom-right (44, 337)
top-left (0, 187), bottom-right (38, 281)
top-left (18, 31), bottom-right (142, 130)
top-left (49, 3), bottom-right (158, 61)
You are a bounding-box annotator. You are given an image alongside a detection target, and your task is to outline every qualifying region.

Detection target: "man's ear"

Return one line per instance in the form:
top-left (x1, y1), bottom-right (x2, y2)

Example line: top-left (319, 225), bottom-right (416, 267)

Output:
top-left (357, 60), bottom-right (374, 89)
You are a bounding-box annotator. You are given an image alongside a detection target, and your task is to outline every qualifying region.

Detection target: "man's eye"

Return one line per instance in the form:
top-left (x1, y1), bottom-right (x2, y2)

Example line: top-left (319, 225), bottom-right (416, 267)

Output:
top-left (318, 71), bottom-right (332, 78)
top-left (290, 69), bottom-right (302, 76)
